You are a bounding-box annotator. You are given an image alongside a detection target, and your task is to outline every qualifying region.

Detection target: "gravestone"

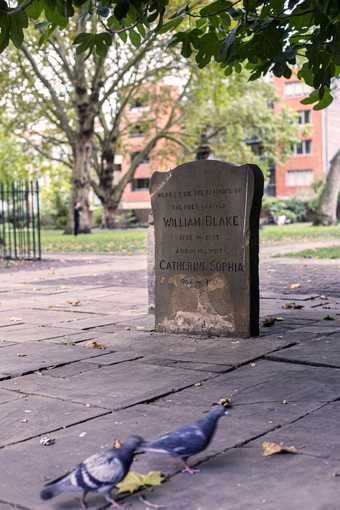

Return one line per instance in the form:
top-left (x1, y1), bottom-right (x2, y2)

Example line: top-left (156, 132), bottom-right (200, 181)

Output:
top-left (150, 160), bottom-right (263, 337)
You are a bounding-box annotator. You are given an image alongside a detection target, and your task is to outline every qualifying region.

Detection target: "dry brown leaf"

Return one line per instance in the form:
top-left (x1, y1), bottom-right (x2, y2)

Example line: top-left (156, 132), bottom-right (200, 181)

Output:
top-left (84, 340), bottom-right (107, 350)
top-left (262, 441), bottom-right (300, 456)
top-left (289, 283), bottom-right (301, 289)
top-left (67, 299), bottom-right (81, 306)
top-left (217, 396), bottom-right (232, 408)
top-left (282, 303), bottom-right (304, 310)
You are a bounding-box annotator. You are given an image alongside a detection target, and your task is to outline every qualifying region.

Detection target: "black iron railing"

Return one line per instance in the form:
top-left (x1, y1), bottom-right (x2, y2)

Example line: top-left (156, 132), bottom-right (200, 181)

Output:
top-left (0, 181), bottom-right (41, 260)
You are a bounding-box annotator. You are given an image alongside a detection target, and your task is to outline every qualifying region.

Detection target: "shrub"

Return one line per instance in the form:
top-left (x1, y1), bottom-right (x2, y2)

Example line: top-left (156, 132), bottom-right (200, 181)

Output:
top-left (262, 196), bottom-right (308, 224)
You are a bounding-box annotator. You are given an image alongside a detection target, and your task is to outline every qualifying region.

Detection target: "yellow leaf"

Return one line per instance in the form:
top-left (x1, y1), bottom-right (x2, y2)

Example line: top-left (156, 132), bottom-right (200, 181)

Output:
top-left (217, 396), bottom-right (232, 408)
top-left (116, 471), bottom-right (165, 495)
top-left (84, 340), bottom-right (107, 349)
top-left (262, 441), bottom-right (300, 457)
top-left (289, 283), bottom-right (301, 289)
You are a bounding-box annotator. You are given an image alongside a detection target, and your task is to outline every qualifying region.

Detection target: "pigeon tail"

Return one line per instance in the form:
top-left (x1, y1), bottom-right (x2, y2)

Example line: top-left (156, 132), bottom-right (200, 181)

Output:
top-left (40, 484), bottom-right (64, 500)
top-left (40, 474), bottom-right (72, 500)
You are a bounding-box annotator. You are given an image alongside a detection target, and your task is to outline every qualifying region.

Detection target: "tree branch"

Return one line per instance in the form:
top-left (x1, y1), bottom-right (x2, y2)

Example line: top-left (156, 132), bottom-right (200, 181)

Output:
top-left (21, 45), bottom-right (75, 144)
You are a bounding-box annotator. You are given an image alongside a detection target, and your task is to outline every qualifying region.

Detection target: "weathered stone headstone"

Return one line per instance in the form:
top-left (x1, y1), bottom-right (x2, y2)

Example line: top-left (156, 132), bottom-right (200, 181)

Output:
top-left (150, 160), bottom-right (263, 337)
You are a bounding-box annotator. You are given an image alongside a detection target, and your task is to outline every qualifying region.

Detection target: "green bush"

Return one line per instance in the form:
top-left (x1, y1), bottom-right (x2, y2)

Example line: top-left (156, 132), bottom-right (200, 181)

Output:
top-left (262, 196), bottom-right (308, 224)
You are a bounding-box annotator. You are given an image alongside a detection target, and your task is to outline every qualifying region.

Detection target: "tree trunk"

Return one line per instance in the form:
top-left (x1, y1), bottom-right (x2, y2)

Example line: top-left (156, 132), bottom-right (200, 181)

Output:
top-left (314, 149), bottom-right (340, 225)
top-left (102, 205), bottom-right (119, 229)
top-left (65, 136), bottom-right (92, 234)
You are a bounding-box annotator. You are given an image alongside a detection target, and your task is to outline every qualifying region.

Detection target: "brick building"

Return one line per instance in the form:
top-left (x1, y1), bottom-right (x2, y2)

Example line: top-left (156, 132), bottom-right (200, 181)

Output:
top-left (271, 76), bottom-right (340, 197)
top-left (117, 85), bottom-right (179, 223)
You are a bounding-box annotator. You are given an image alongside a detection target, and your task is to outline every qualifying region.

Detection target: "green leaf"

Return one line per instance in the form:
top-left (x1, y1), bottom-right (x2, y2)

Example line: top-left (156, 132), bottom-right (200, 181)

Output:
top-left (300, 89), bottom-right (319, 105)
top-left (313, 87), bottom-right (333, 110)
top-left (118, 30), bottom-right (128, 43)
top-left (129, 29), bottom-right (141, 47)
top-left (158, 16), bottom-right (183, 34)
top-left (200, 0), bottom-right (233, 17)
top-left (26, 0), bottom-right (44, 20)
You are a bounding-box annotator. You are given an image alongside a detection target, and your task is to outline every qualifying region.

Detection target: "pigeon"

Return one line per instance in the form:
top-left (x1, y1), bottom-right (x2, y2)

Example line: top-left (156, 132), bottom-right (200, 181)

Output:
top-left (40, 435), bottom-right (143, 509)
top-left (141, 404), bottom-right (229, 474)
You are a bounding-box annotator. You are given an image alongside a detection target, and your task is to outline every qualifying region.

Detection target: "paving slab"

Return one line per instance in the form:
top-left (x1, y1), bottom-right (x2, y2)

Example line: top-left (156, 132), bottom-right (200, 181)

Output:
top-left (127, 447), bottom-right (340, 510)
top-left (266, 334), bottom-right (340, 368)
top-left (253, 401), bottom-right (340, 462)
top-left (150, 359), bottom-right (340, 408)
top-left (0, 396), bottom-right (326, 510)
top-left (0, 394), bottom-right (108, 448)
top-left (0, 341), bottom-right (114, 378)
top-left (0, 325), bottom-right (80, 343)
top-left (1, 361), bottom-right (214, 409)
top-left (66, 331), bottom-right (292, 368)
top-left (0, 309), bottom-right (99, 327)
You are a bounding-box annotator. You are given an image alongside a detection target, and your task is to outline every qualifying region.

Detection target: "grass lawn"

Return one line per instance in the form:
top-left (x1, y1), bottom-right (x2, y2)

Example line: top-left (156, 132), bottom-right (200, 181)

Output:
top-left (275, 245), bottom-right (340, 259)
top-left (41, 228), bottom-right (148, 253)
top-left (41, 222), bottom-right (340, 254)
top-left (260, 222), bottom-right (340, 243)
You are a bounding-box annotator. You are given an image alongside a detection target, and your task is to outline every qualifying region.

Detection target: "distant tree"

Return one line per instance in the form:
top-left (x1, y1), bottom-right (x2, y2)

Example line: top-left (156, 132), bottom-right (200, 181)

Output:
top-left (0, 15), bottom-right (187, 230)
top-left (177, 65), bottom-right (297, 174)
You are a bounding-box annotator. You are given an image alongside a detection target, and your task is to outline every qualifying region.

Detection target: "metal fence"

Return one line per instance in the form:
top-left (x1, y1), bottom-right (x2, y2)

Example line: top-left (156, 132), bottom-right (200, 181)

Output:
top-left (0, 181), bottom-right (41, 260)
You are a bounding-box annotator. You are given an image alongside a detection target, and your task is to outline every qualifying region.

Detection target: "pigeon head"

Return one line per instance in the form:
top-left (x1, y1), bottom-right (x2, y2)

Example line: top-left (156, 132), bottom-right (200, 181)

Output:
top-left (209, 404), bottom-right (230, 418)
top-left (122, 435), bottom-right (144, 452)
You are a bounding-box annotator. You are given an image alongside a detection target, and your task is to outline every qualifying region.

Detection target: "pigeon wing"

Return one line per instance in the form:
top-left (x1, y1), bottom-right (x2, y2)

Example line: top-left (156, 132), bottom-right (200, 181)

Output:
top-left (147, 423), bottom-right (207, 457)
top-left (82, 450), bottom-right (124, 485)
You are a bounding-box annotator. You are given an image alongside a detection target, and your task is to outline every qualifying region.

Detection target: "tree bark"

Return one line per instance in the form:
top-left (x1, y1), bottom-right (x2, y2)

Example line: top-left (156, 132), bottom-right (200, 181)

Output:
top-left (314, 149), bottom-right (340, 225)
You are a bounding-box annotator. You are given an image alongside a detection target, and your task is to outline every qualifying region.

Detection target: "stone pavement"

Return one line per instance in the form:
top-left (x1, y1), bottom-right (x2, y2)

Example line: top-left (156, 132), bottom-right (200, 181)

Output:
top-left (0, 252), bottom-right (339, 510)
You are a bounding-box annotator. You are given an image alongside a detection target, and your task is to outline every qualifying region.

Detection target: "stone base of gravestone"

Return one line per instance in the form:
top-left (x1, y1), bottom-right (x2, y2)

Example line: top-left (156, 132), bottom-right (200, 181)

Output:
top-left (151, 160), bottom-right (263, 338)
top-left (147, 213), bottom-right (155, 314)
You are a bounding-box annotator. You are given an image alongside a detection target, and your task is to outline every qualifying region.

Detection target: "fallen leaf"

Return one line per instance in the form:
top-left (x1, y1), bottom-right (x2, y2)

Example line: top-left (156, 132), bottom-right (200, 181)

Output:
top-left (262, 441), bottom-right (300, 456)
top-left (67, 299), bottom-right (81, 306)
top-left (282, 303), bottom-right (304, 310)
top-left (289, 283), bottom-right (301, 289)
top-left (117, 471), bottom-right (164, 495)
top-left (323, 315), bottom-right (335, 321)
top-left (217, 396), bottom-right (232, 408)
top-left (263, 316), bottom-right (284, 327)
top-left (84, 340), bottom-right (107, 350)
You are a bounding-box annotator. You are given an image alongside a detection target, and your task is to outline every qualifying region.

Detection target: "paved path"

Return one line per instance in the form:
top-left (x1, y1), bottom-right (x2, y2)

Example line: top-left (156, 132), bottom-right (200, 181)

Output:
top-left (0, 253), bottom-right (339, 510)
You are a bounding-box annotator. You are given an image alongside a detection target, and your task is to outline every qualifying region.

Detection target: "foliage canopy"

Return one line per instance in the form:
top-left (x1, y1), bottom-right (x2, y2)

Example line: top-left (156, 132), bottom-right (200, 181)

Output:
top-left (0, 1), bottom-right (339, 108)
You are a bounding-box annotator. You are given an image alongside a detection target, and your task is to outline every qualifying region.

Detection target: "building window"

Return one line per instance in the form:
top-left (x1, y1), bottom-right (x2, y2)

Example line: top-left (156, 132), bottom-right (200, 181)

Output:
top-left (286, 170), bottom-right (314, 187)
top-left (294, 139), bottom-right (312, 155)
top-left (129, 125), bottom-right (144, 138)
top-left (298, 110), bottom-right (311, 124)
top-left (284, 82), bottom-right (312, 97)
top-left (131, 151), bottom-right (150, 164)
top-left (132, 178), bottom-right (150, 191)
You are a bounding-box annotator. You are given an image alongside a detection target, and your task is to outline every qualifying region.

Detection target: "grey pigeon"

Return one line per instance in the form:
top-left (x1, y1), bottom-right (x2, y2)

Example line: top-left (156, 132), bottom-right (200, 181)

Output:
top-left (40, 435), bottom-right (143, 509)
top-left (141, 404), bottom-right (229, 474)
